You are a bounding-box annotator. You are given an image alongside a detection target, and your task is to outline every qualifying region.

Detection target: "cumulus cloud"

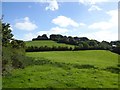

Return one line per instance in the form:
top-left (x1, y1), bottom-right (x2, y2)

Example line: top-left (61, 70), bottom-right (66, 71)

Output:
top-left (88, 22), bottom-right (112, 30)
top-left (88, 5), bottom-right (102, 11)
top-left (21, 26), bottom-right (68, 41)
top-left (79, 0), bottom-right (109, 11)
top-left (107, 9), bottom-right (118, 26)
top-left (23, 33), bottom-right (37, 41)
top-left (79, 0), bottom-right (118, 12)
top-left (45, 0), bottom-right (59, 11)
top-left (79, 0), bottom-right (111, 5)
top-left (88, 9), bottom-right (118, 30)
top-left (14, 17), bottom-right (38, 31)
top-left (79, 23), bottom-right (86, 26)
top-left (80, 30), bottom-right (118, 42)
top-left (49, 27), bottom-right (68, 34)
top-left (52, 16), bottom-right (79, 27)
top-left (86, 9), bottom-right (118, 41)
top-left (38, 27), bottom-right (68, 35)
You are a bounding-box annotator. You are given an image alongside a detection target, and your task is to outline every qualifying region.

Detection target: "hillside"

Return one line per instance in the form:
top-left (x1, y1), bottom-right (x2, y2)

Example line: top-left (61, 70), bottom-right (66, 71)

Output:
top-left (26, 50), bottom-right (118, 68)
top-left (3, 50), bottom-right (119, 88)
top-left (26, 34), bottom-right (120, 54)
top-left (25, 40), bottom-right (75, 48)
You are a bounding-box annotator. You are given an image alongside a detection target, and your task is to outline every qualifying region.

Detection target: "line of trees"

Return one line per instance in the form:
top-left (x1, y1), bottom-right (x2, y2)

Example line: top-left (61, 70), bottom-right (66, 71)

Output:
top-left (26, 43), bottom-right (114, 52)
top-left (30, 34), bottom-right (120, 54)
top-left (26, 46), bottom-right (73, 52)
top-left (32, 34), bottom-right (49, 40)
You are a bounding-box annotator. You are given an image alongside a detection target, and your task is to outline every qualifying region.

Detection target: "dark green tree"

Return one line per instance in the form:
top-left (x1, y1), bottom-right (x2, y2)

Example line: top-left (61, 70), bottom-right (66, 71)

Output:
top-left (82, 42), bottom-right (89, 49)
top-left (99, 41), bottom-right (112, 50)
top-left (2, 23), bottom-right (13, 46)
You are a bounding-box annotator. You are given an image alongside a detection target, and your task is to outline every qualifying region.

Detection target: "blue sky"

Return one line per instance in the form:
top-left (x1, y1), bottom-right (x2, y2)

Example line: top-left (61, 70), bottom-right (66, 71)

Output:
top-left (2, 0), bottom-right (118, 41)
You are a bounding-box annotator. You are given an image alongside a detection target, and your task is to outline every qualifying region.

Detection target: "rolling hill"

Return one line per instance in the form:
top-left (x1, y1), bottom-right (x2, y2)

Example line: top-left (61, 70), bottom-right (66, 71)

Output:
top-left (25, 40), bottom-right (75, 48)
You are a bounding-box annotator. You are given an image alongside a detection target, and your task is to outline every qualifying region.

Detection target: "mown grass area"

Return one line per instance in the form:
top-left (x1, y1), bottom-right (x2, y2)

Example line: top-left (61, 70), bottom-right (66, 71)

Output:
top-left (25, 40), bottom-right (75, 48)
top-left (3, 50), bottom-right (119, 88)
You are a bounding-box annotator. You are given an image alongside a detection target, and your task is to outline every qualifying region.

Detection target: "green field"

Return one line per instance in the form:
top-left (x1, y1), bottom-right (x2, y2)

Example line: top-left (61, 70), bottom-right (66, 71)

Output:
top-left (26, 50), bottom-right (118, 68)
top-left (3, 50), bottom-right (119, 88)
top-left (26, 40), bottom-right (75, 48)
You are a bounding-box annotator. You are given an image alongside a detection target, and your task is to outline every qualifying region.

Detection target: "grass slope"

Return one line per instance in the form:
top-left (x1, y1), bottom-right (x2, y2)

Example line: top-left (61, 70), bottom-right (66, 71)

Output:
top-left (26, 40), bottom-right (75, 48)
top-left (26, 50), bottom-right (118, 68)
top-left (3, 50), bottom-right (119, 88)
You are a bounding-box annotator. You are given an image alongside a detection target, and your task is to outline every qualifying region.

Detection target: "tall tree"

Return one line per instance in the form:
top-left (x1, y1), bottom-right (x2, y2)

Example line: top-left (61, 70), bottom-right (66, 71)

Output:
top-left (2, 23), bottom-right (13, 46)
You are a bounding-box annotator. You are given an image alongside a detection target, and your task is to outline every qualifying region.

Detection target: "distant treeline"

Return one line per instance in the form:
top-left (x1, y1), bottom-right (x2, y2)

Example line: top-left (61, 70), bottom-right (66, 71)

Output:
top-left (30, 34), bottom-right (120, 54)
top-left (26, 46), bottom-right (73, 52)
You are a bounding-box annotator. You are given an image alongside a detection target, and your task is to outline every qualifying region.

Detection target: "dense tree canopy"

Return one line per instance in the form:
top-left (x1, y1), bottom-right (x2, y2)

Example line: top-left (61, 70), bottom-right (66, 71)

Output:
top-left (32, 34), bottom-right (48, 40)
top-left (31, 34), bottom-right (120, 54)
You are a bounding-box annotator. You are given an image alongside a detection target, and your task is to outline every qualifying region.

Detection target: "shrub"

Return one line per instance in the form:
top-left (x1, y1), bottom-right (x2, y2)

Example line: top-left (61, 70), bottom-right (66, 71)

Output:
top-left (2, 46), bottom-right (28, 76)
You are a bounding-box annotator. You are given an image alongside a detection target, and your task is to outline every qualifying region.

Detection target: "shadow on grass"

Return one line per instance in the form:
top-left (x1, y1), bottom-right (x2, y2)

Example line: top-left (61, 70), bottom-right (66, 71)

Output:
top-left (17, 57), bottom-right (120, 74)
top-left (104, 66), bottom-right (120, 74)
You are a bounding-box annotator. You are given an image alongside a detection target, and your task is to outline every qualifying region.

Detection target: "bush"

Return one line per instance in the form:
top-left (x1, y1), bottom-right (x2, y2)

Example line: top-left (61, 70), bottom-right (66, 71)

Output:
top-left (2, 47), bottom-right (13, 76)
top-left (2, 46), bottom-right (28, 76)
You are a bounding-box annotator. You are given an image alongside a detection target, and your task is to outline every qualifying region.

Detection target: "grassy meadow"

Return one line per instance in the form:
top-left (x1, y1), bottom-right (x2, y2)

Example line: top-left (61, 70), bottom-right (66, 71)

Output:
top-left (26, 40), bottom-right (75, 48)
top-left (3, 50), bottom-right (119, 88)
top-left (2, 1), bottom-right (119, 89)
top-left (26, 50), bottom-right (118, 68)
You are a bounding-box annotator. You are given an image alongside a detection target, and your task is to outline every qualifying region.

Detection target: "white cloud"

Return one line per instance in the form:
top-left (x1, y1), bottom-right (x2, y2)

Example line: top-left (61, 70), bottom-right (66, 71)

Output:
top-left (37, 31), bottom-right (48, 36)
top-left (107, 9), bottom-right (118, 26)
top-left (88, 5), bottom-right (102, 11)
top-left (49, 27), bottom-right (68, 34)
top-left (14, 17), bottom-right (38, 31)
top-left (88, 21), bottom-right (112, 30)
top-left (52, 16), bottom-right (79, 27)
top-left (79, 0), bottom-right (109, 12)
top-left (21, 27), bottom-right (68, 41)
top-left (38, 27), bottom-right (68, 35)
top-left (79, 0), bottom-right (118, 12)
top-left (45, 0), bottom-right (59, 11)
top-left (86, 9), bottom-right (118, 41)
top-left (79, 23), bottom-right (86, 26)
top-left (79, 0), bottom-right (93, 5)
top-left (23, 33), bottom-right (37, 41)
top-left (88, 9), bottom-right (118, 30)
top-left (80, 30), bottom-right (118, 42)
top-left (79, 0), bottom-right (110, 5)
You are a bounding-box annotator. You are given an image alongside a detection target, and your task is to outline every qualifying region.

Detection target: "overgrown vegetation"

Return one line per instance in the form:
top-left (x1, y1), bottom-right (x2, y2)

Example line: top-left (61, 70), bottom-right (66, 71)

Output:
top-left (1, 22), bottom-right (32, 76)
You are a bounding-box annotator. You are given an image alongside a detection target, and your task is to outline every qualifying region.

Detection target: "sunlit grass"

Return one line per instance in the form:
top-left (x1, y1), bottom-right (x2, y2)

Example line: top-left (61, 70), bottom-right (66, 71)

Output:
top-left (3, 50), bottom-right (119, 88)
